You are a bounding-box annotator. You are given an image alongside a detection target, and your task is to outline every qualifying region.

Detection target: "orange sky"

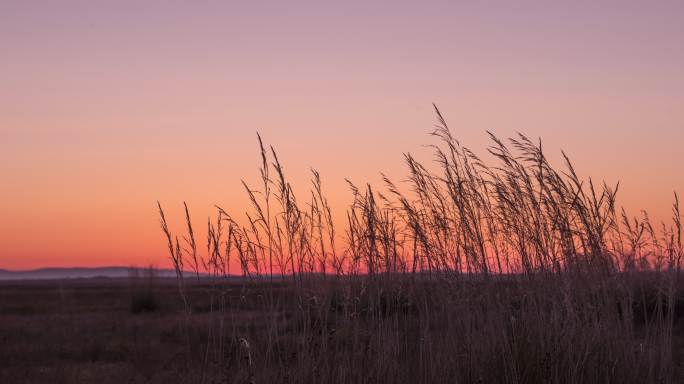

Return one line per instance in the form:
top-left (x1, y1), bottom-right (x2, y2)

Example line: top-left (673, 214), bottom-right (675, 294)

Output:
top-left (1, 1), bottom-right (683, 270)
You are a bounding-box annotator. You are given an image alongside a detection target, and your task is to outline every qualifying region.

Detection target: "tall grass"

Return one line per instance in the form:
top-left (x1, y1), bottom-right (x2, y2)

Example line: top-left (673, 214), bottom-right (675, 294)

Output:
top-left (157, 106), bottom-right (682, 383)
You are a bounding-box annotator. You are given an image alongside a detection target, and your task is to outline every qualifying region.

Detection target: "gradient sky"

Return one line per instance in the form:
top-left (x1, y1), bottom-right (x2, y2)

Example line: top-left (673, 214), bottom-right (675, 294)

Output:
top-left (2, 1), bottom-right (683, 270)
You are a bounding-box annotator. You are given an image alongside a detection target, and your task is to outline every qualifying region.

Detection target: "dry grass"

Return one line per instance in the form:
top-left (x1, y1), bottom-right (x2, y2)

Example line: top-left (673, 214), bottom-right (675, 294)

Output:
top-left (1, 276), bottom-right (683, 383)
top-left (150, 106), bottom-right (684, 383)
top-left (3, 107), bottom-right (683, 383)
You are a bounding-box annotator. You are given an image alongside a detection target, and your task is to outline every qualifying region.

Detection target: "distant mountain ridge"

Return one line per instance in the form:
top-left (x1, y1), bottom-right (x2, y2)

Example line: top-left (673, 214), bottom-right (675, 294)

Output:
top-left (0, 266), bottom-right (182, 280)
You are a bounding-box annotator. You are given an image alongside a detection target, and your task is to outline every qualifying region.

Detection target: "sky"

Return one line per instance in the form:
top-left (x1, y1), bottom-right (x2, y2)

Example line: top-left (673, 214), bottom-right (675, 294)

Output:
top-left (1, 1), bottom-right (683, 270)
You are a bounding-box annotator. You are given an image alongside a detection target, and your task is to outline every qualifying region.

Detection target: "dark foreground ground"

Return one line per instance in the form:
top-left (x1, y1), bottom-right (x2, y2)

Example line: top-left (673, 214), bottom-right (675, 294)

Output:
top-left (1, 275), bottom-right (684, 383)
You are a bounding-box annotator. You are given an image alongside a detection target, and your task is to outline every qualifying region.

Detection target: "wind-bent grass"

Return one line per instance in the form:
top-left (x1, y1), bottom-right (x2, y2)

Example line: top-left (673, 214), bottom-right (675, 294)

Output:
top-left (157, 106), bottom-right (683, 383)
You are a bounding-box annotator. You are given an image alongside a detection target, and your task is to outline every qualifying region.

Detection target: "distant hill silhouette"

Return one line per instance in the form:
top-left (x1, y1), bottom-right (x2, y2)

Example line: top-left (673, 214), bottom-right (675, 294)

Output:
top-left (0, 267), bottom-right (183, 280)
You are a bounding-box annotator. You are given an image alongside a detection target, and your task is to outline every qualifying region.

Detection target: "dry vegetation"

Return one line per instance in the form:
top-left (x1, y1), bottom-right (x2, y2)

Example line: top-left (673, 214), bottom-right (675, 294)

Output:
top-left (154, 107), bottom-right (684, 383)
top-left (3, 107), bottom-right (684, 383)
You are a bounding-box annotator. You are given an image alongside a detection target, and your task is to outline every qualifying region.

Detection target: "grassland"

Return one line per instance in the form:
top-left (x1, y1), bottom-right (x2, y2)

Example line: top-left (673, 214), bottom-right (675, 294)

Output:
top-left (4, 107), bottom-right (684, 383)
top-left (0, 274), bottom-right (683, 383)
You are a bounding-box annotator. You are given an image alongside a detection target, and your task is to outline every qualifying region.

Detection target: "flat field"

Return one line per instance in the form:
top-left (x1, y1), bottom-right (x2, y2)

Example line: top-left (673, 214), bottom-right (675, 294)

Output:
top-left (1, 274), bottom-right (684, 383)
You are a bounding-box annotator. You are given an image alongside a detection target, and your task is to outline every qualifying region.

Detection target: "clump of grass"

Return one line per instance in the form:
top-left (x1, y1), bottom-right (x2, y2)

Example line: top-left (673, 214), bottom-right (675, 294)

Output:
top-left (128, 266), bottom-right (159, 314)
top-left (156, 105), bottom-right (683, 383)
